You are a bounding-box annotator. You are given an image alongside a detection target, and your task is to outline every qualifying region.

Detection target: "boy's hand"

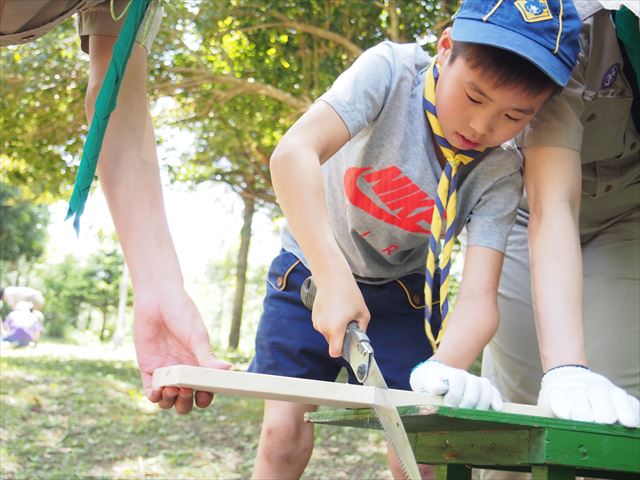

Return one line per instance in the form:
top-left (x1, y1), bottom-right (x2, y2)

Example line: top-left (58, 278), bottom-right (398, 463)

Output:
top-left (311, 275), bottom-right (370, 358)
top-left (538, 366), bottom-right (640, 427)
top-left (410, 360), bottom-right (503, 411)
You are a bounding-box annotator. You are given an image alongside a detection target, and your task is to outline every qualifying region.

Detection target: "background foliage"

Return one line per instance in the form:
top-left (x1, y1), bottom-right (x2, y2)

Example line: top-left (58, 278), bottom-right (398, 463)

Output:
top-left (1, 0), bottom-right (459, 348)
top-left (1, 1), bottom-right (467, 478)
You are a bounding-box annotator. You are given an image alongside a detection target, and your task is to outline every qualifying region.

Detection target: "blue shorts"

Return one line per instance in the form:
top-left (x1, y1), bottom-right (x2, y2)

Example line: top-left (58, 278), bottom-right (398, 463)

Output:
top-left (249, 250), bottom-right (441, 390)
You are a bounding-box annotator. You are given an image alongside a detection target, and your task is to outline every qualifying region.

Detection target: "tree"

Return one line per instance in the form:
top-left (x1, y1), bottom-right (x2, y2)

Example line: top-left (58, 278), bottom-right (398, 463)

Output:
top-left (1, 0), bottom-right (462, 349)
top-left (39, 238), bottom-right (127, 341)
top-left (228, 193), bottom-right (255, 349)
top-left (151, 0), bottom-right (456, 349)
top-left (0, 182), bottom-right (50, 285)
top-left (0, 20), bottom-right (87, 202)
top-left (82, 245), bottom-right (127, 341)
top-left (40, 255), bottom-right (88, 338)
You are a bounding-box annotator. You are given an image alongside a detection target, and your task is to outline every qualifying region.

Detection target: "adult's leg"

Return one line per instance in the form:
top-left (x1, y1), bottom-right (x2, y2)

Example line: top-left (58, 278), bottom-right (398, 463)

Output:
top-left (483, 211), bottom-right (541, 406)
top-left (479, 213), bottom-right (541, 480)
top-left (580, 208), bottom-right (640, 399)
top-left (481, 208), bottom-right (640, 480)
top-left (252, 400), bottom-right (317, 480)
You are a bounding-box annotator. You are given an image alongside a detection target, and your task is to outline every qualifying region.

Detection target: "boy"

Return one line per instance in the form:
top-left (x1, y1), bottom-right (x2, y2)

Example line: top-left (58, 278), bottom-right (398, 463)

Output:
top-left (250, 1), bottom-right (581, 478)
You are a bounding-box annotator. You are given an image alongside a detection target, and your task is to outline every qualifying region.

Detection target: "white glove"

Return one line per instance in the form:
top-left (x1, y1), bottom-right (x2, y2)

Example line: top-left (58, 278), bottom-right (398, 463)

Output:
top-left (538, 366), bottom-right (640, 428)
top-left (410, 360), bottom-right (503, 411)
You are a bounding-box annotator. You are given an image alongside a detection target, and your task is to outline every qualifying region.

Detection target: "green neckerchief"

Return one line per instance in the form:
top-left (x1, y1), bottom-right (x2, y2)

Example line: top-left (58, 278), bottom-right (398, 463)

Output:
top-left (615, 6), bottom-right (640, 92)
top-left (66, 0), bottom-right (151, 233)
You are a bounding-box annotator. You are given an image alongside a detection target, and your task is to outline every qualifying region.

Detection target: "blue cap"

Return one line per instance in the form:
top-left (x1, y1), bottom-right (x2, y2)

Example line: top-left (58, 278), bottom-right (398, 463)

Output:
top-left (451, 0), bottom-right (581, 86)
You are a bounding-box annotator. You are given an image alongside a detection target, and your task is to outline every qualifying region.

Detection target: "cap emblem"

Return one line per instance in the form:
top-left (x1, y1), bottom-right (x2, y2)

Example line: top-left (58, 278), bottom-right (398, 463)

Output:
top-left (515, 0), bottom-right (553, 23)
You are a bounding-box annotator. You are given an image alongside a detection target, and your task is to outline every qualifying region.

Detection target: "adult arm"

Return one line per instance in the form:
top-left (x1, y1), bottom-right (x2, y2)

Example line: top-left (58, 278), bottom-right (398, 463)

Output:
top-left (270, 101), bottom-right (369, 358)
top-left (86, 36), bottom-right (230, 414)
top-left (525, 147), bottom-right (639, 426)
top-left (523, 146), bottom-right (587, 370)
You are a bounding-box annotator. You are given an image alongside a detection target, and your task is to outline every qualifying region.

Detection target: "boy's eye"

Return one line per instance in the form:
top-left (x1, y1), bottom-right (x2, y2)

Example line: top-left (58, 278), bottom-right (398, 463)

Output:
top-left (466, 93), bottom-right (481, 104)
top-left (505, 114), bottom-right (523, 122)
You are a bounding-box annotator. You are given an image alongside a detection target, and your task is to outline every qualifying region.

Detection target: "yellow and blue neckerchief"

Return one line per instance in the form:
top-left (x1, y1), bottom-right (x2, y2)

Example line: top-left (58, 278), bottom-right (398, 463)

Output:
top-left (422, 60), bottom-right (485, 351)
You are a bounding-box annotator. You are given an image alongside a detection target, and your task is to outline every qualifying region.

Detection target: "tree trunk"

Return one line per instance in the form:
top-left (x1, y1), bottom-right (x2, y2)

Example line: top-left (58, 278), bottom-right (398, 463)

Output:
top-left (99, 309), bottom-right (108, 342)
top-left (112, 260), bottom-right (129, 350)
top-left (228, 194), bottom-right (255, 350)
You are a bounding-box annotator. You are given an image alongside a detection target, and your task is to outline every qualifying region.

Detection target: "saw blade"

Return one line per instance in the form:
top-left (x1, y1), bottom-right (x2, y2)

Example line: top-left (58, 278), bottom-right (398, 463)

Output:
top-left (366, 361), bottom-right (421, 480)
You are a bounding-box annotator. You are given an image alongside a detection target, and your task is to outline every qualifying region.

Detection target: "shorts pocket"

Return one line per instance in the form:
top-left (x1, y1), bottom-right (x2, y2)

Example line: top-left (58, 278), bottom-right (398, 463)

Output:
top-left (395, 274), bottom-right (426, 310)
top-left (266, 251), bottom-right (302, 291)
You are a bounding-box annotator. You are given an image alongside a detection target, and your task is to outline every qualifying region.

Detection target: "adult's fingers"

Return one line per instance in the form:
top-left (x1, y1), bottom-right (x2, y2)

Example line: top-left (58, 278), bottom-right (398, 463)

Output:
top-left (157, 386), bottom-right (180, 409)
top-left (612, 389), bottom-right (640, 428)
top-left (174, 388), bottom-right (194, 415)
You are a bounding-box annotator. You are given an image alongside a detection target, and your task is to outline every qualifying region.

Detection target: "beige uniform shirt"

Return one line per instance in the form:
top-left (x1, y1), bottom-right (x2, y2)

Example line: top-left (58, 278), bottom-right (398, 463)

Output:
top-left (0, 0), bottom-right (101, 45)
top-left (517, 1), bottom-right (640, 238)
top-left (0, 0), bottom-right (161, 53)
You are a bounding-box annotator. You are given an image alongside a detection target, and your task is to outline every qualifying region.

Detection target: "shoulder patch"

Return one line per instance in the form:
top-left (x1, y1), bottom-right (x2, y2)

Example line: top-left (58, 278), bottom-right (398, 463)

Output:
top-left (601, 63), bottom-right (620, 89)
top-left (515, 0), bottom-right (554, 23)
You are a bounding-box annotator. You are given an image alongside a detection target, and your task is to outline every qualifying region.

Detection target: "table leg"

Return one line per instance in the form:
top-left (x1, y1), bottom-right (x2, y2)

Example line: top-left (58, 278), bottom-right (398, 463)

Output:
top-left (532, 465), bottom-right (575, 480)
top-left (434, 464), bottom-right (472, 480)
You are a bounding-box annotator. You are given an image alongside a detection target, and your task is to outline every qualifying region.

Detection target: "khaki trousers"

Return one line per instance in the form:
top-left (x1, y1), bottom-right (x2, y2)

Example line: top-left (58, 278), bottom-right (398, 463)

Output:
top-left (480, 192), bottom-right (640, 480)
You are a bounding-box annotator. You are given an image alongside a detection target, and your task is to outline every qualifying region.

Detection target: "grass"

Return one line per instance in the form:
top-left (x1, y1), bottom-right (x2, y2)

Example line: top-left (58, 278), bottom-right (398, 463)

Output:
top-left (0, 342), bottom-right (391, 479)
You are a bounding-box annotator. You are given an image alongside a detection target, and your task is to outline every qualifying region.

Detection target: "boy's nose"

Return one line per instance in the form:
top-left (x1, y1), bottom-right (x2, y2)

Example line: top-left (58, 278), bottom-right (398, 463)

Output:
top-left (468, 116), bottom-right (492, 137)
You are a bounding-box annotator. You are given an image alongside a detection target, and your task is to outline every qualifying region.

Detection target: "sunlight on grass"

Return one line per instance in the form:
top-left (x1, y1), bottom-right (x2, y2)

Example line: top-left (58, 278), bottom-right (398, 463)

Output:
top-left (1, 342), bottom-right (391, 479)
top-left (0, 446), bottom-right (18, 477)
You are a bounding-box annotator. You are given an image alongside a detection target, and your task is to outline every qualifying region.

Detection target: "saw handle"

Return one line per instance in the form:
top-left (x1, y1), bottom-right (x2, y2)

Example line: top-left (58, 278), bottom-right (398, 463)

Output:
top-left (300, 276), bottom-right (370, 361)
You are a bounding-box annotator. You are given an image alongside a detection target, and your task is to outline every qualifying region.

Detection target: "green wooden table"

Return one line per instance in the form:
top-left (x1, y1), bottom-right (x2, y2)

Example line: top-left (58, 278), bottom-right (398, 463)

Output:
top-left (306, 405), bottom-right (640, 479)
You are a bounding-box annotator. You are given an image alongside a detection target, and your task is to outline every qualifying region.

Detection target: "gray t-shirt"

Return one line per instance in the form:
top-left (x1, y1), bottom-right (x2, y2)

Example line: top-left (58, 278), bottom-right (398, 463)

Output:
top-left (282, 41), bottom-right (523, 282)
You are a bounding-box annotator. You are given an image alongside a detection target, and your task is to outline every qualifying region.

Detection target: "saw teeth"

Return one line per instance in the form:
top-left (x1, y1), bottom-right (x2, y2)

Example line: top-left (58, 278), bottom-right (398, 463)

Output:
top-left (373, 405), bottom-right (419, 479)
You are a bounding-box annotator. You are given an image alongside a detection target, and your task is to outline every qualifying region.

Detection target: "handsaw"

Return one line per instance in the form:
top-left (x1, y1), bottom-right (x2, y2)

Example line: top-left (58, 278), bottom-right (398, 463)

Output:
top-left (301, 276), bottom-right (421, 479)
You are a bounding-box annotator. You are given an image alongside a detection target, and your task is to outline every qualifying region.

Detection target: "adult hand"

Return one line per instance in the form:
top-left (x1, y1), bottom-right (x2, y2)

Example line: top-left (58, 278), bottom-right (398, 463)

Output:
top-left (133, 287), bottom-right (231, 414)
top-left (538, 366), bottom-right (640, 427)
top-left (410, 360), bottom-right (503, 410)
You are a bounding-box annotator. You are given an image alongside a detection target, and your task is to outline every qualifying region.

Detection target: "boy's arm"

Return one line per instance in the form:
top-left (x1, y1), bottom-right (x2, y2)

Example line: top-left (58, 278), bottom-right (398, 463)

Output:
top-left (270, 101), bottom-right (370, 358)
top-left (431, 245), bottom-right (503, 369)
top-left (410, 245), bottom-right (504, 410)
top-left (524, 146), bottom-right (639, 427)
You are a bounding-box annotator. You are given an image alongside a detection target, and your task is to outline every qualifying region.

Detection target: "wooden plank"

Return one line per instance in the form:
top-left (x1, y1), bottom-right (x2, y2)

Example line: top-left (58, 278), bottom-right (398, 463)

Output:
top-left (153, 365), bottom-right (433, 408)
top-left (153, 365), bottom-right (551, 416)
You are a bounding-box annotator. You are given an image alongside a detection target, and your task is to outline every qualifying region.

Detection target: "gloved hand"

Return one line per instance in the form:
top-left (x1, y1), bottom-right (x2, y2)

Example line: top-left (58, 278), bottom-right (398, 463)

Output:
top-left (410, 360), bottom-right (503, 411)
top-left (538, 365), bottom-right (640, 427)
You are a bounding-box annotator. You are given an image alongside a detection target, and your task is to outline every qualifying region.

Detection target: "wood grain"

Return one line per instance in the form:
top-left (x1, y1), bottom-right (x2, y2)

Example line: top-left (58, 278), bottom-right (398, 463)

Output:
top-left (152, 365), bottom-right (552, 417)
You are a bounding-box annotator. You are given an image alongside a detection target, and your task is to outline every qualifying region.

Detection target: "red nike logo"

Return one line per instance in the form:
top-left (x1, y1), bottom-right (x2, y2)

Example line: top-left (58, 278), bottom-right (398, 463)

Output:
top-left (344, 166), bottom-right (434, 234)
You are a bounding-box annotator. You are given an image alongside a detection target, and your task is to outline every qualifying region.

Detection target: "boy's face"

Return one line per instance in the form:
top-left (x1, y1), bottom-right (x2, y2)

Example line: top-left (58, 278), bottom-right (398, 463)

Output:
top-left (434, 29), bottom-right (551, 151)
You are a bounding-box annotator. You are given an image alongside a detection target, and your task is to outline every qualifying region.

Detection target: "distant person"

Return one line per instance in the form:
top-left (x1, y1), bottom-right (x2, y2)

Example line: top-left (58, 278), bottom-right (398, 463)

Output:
top-left (248, 1), bottom-right (584, 478)
top-left (1, 1), bottom-right (230, 411)
top-left (0, 286), bottom-right (45, 311)
top-left (1, 301), bottom-right (43, 348)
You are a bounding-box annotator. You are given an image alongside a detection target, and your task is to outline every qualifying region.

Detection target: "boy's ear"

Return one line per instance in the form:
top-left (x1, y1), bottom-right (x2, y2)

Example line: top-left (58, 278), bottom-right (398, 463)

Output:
top-left (437, 27), bottom-right (454, 64)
